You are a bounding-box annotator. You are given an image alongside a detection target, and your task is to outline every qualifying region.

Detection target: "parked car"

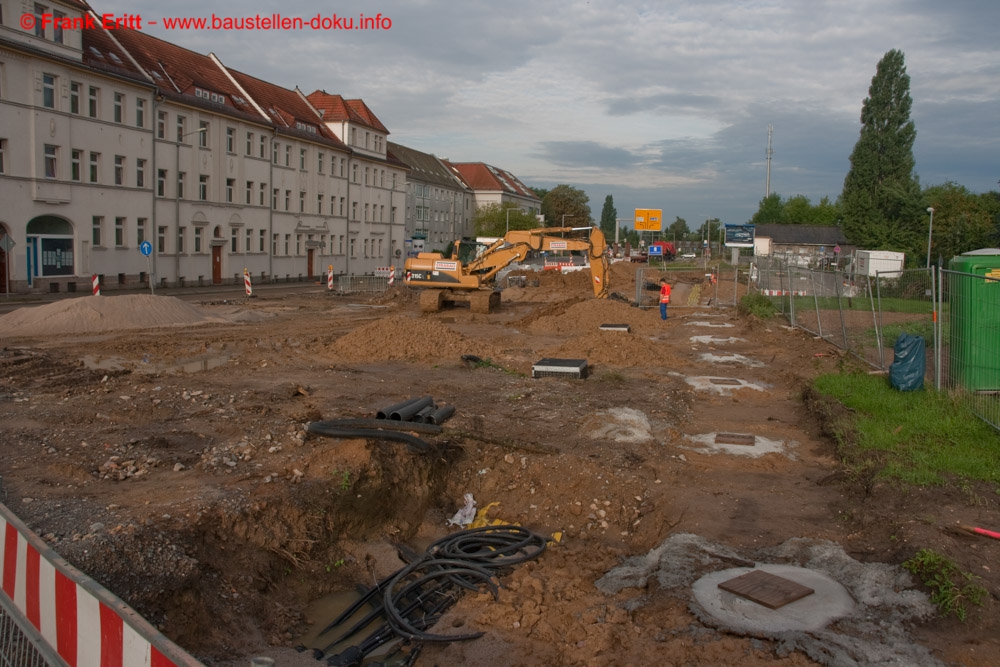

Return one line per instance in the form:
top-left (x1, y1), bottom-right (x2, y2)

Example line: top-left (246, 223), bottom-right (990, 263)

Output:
top-left (680, 252), bottom-right (697, 259)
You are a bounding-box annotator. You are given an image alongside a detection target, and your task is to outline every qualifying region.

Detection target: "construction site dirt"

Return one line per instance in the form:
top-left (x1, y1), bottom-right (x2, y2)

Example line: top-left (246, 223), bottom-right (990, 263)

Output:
top-left (0, 261), bottom-right (997, 667)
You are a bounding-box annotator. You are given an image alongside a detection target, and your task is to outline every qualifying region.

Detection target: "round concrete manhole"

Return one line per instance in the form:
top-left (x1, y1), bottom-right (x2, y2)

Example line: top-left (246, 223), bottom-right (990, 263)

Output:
top-left (693, 564), bottom-right (854, 634)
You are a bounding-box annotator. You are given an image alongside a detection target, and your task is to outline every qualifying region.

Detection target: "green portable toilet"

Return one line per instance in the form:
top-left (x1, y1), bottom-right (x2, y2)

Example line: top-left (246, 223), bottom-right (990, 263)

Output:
top-left (948, 248), bottom-right (1000, 391)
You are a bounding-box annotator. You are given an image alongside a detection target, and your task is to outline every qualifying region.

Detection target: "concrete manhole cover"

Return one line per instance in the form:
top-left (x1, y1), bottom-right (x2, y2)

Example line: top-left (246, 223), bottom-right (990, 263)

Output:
top-left (693, 564), bottom-right (854, 633)
top-left (717, 569), bottom-right (814, 609)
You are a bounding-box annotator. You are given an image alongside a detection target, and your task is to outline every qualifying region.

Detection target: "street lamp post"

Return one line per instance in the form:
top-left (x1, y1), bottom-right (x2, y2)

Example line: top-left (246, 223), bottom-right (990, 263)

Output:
top-left (925, 207), bottom-right (935, 269)
top-left (561, 214), bottom-right (573, 226)
top-left (505, 207), bottom-right (514, 235)
top-left (175, 127), bottom-right (208, 286)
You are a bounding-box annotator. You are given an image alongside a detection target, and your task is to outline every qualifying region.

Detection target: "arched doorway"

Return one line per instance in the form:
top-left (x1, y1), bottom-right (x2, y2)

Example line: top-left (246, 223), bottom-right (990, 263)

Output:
top-left (26, 216), bottom-right (75, 287)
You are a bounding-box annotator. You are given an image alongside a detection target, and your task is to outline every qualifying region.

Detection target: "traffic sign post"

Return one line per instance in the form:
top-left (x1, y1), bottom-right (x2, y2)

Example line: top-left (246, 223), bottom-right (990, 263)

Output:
top-left (139, 240), bottom-right (154, 294)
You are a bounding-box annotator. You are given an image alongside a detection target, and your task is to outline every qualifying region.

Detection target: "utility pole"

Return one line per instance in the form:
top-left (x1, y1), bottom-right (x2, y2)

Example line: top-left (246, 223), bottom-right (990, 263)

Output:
top-left (765, 124), bottom-right (774, 198)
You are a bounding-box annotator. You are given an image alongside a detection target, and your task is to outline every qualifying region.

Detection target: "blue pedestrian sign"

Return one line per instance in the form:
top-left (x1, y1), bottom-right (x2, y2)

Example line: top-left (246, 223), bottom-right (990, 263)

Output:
top-left (140, 241), bottom-right (153, 256)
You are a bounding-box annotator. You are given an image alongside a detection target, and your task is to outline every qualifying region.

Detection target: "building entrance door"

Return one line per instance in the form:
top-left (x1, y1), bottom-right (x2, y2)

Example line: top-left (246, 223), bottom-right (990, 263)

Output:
top-left (212, 245), bottom-right (222, 284)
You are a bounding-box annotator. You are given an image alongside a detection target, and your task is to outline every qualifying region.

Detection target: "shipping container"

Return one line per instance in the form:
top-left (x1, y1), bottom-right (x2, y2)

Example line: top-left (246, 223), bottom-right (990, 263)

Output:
top-left (854, 250), bottom-right (905, 276)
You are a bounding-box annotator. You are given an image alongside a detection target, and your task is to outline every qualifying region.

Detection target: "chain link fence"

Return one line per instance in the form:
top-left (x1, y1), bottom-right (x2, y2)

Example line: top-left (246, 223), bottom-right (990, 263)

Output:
top-left (750, 257), bottom-right (999, 433)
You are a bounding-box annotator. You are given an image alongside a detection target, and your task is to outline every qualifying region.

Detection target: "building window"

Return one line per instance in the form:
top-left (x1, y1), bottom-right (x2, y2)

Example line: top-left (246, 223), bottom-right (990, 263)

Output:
top-left (115, 217), bottom-right (125, 247)
top-left (114, 155), bottom-right (124, 185)
top-left (299, 191), bottom-right (305, 212)
top-left (92, 216), bottom-right (103, 246)
top-left (318, 152), bottom-right (324, 173)
top-left (157, 111), bottom-right (166, 139)
top-left (259, 230), bottom-right (265, 252)
top-left (43, 145), bottom-right (57, 179)
top-left (176, 115), bottom-right (186, 142)
top-left (157, 169), bottom-right (166, 196)
top-left (88, 86), bottom-right (99, 118)
top-left (157, 226), bottom-right (166, 253)
top-left (259, 183), bottom-right (266, 206)
top-left (42, 74), bottom-right (56, 109)
top-left (194, 227), bottom-right (203, 253)
top-left (272, 188), bottom-right (278, 210)
top-left (391, 206), bottom-right (397, 223)
top-left (296, 234), bottom-right (302, 255)
top-left (317, 194), bottom-right (323, 214)
top-left (364, 203), bottom-right (369, 222)
top-left (365, 167), bottom-right (369, 185)
top-left (272, 141), bottom-right (279, 164)
top-left (34, 4), bottom-right (45, 38)
top-left (284, 234), bottom-right (290, 255)
top-left (135, 98), bottom-right (145, 127)
top-left (352, 164), bottom-right (358, 182)
top-left (137, 218), bottom-right (147, 245)
top-left (177, 227), bottom-right (185, 254)
top-left (284, 145), bottom-right (290, 167)
top-left (245, 228), bottom-right (252, 253)
top-left (339, 197), bottom-right (345, 216)
top-left (136, 159), bottom-right (145, 187)
top-left (198, 121), bottom-right (209, 147)
top-left (89, 152), bottom-right (99, 183)
top-left (245, 181), bottom-right (253, 205)
top-left (71, 149), bottom-right (81, 181)
top-left (199, 175), bottom-right (209, 200)
top-left (70, 82), bottom-right (81, 114)
top-left (300, 148), bottom-right (306, 170)
top-left (113, 93), bottom-right (123, 123)
top-left (350, 127), bottom-right (356, 145)
top-left (226, 178), bottom-right (234, 203)
top-left (284, 190), bottom-right (290, 211)
top-left (340, 158), bottom-right (346, 177)
top-left (259, 135), bottom-right (266, 159)
top-left (350, 237), bottom-right (355, 257)
top-left (226, 127), bottom-right (235, 153)
top-left (177, 172), bottom-right (185, 198)
top-left (245, 131), bottom-right (253, 156)
top-left (230, 227), bottom-right (238, 253)
top-left (352, 202), bottom-right (357, 220)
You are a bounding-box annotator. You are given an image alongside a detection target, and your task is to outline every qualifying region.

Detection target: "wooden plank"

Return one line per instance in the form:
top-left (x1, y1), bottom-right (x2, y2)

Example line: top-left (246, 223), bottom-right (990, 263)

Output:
top-left (717, 569), bottom-right (814, 609)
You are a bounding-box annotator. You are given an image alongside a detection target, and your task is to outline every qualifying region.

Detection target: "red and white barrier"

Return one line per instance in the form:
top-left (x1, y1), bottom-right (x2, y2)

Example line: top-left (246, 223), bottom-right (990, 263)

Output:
top-left (327, 265), bottom-right (334, 291)
top-left (387, 265), bottom-right (395, 287)
top-left (1, 505), bottom-right (201, 667)
top-left (374, 267), bottom-right (392, 277)
top-left (761, 289), bottom-right (807, 296)
top-left (91, 275), bottom-right (100, 296)
top-left (243, 268), bottom-right (253, 297)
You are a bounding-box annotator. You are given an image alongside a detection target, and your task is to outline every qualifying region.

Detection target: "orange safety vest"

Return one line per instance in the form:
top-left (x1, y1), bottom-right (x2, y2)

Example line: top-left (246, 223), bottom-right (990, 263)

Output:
top-left (660, 284), bottom-right (671, 304)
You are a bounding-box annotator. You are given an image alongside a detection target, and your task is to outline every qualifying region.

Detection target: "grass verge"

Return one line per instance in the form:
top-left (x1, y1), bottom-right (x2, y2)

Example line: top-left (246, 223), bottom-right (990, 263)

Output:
top-left (811, 372), bottom-right (1000, 487)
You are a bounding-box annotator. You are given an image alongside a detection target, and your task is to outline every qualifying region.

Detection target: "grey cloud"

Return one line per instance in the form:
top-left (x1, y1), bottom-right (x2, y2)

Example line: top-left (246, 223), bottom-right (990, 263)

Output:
top-left (535, 141), bottom-right (644, 170)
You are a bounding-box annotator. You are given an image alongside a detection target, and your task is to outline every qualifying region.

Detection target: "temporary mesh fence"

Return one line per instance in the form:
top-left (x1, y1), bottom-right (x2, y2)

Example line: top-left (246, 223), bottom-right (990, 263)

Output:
top-left (750, 257), bottom-right (998, 434)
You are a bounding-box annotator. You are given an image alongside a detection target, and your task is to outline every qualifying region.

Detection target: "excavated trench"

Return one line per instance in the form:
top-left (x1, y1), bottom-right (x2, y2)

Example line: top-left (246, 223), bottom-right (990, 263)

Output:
top-left (57, 436), bottom-right (459, 660)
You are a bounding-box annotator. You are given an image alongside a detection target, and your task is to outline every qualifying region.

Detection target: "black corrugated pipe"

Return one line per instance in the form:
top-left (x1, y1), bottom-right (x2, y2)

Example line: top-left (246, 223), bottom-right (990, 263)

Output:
top-left (306, 422), bottom-right (429, 454)
top-left (428, 405), bottom-right (456, 425)
top-left (390, 396), bottom-right (434, 421)
top-left (376, 396), bottom-right (427, 420)
top-left (414, 405), bottom-right (436, 423)
top-left (317, 418), bottom-right (442, 435)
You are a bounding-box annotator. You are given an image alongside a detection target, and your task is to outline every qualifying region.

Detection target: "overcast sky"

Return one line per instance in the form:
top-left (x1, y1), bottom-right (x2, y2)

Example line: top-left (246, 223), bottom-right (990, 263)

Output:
top-left (93, 0), bottom-right (999, 230)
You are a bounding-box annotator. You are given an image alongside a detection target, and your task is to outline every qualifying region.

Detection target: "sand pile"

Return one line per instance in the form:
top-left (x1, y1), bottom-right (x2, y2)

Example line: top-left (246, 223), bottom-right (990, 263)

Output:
top-left (0, 295), bottom-right (223, 337)
top-left (521, 298), bottom-right (652, 335)
top-left (544, 329), bottom-right (672, 367)
top-left (326, 314), bottom-right (506, 364)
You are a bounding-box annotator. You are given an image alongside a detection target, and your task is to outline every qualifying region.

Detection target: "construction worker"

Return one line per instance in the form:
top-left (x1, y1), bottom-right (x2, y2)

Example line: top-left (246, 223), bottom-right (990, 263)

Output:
top-left (659, 278), bottom-right (672, 320)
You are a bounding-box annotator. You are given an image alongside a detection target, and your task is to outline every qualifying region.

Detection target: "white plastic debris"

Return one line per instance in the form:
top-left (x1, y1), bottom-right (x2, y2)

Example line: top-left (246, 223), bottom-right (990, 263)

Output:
top-left (446, 493), bottom-right (477, 527)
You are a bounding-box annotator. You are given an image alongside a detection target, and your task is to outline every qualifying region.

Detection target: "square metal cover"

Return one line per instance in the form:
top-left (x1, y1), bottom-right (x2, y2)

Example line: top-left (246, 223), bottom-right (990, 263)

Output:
top-left (532, 358), bottom-right (588, 379)
top-left (718, 569), bottom-right (815, 609)
top-left (715, 433), bottom-right (756, 446)
top-left (709, 378), bottom-right (743, 386)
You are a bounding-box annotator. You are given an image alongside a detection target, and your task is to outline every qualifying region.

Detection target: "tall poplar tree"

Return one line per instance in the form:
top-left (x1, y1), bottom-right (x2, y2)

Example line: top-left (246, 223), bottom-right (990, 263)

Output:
top-left (840, 49), bottom-right (923, 255)
top-left (599, 195), bottom-right (617, 238)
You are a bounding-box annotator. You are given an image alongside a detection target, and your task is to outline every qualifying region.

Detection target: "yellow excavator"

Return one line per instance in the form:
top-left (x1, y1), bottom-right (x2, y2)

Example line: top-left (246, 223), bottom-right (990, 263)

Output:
top-left (404, 226), bottom-right (610, 313)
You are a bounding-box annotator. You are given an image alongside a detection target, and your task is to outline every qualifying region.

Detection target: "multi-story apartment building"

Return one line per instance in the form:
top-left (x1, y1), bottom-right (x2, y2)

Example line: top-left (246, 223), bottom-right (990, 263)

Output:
top-left (0, 1), bottom-right (407, 293)
top-left (441, 161), bottom-right (542, 220)
top-left (387, 142), bottom-right (474, 254)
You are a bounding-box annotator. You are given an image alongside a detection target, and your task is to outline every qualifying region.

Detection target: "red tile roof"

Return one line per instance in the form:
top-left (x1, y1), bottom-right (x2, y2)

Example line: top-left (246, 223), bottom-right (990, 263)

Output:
top-left (442, 162), bottom-right (539, 200)
top-left (81, 24), bottom-right (147, 82)
top-left (101, 27), bottom-right (262, 120)
top-left (306, 91), bottom-right (388, 134)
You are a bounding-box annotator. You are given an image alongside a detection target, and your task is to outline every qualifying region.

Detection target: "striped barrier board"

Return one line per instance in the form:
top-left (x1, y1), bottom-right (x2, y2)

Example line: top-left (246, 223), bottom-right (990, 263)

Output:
top-left (1, 503), bottom-right (202, 667)
top-left (761, 290), bottom-right (807, 296)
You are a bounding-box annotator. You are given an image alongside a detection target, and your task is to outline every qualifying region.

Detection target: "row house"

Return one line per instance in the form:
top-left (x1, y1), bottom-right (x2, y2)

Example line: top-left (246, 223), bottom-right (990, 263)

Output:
top-left (387, 141), bottom-right (474, 254)
top-left (0, 0), bottom-right (405, 293)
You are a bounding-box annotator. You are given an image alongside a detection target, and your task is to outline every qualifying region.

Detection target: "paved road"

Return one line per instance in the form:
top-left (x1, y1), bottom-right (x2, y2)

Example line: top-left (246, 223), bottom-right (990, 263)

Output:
top-left (0, 280), bottom-right (329, 315)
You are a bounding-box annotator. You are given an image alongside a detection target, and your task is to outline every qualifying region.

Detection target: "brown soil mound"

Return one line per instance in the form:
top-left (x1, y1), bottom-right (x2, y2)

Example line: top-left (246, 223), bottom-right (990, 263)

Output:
top-left (324, 314), bottom-right (506, 364)
top-left (0, 295), bottom-right (222, 337)
top-left (521, 298), bottom-right (649, 335)
top-left (543, 329), bottom-right (670, 367)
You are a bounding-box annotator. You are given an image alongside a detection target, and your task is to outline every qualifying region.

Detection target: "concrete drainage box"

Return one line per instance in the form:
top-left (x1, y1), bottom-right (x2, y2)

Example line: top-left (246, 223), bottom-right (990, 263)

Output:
top-left (599, 323), bottom-right (631, 332)
top-left (532, 358), bottom-right (588, 379)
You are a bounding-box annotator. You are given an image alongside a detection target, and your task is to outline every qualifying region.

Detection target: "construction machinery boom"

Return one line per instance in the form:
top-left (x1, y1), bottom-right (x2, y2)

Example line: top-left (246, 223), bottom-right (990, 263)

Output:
top-left (404, 226), bottom-right (610, 313)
